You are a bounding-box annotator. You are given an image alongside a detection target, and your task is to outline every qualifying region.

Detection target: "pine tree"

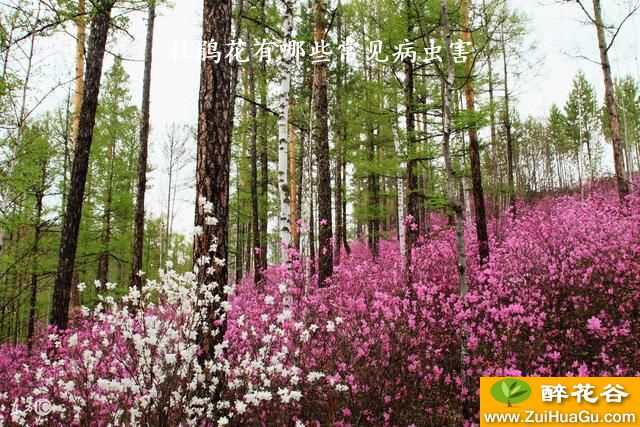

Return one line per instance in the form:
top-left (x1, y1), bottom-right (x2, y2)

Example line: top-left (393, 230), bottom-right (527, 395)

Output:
top-left (193, 0), bottom-right (233, 409)
top-left (565, 72), bottom-right (600, 186)
top-left (313, 0), bottom-right (333, 286)
top-left (51, 0), bottom-right (117, 330)
top-left (461, 0), bottom-right (490, 264)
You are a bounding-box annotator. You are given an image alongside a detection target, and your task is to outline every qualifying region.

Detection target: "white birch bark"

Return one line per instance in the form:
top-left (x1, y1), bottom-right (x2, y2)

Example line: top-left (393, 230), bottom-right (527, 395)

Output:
top-left (392, 120), bottom-right (406, 259)
top-left (441, 0), bottom-right (469, 397)
top-left (441, 0), bottom-right (468, 296)
top-left (277, 0), bottom-right (294, 261)
top-left (463, 169), bottom-right (471, 223)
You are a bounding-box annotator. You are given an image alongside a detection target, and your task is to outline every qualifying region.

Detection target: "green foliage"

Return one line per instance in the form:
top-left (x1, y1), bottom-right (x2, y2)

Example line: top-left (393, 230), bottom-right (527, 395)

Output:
top-left (0, 114), bottom-right (60, 341)
top-left (565, 73), bottom-right (598, 146)
top-left (602, 76), bottom-right (640, 150)
top-left (75, 58), bottom-right (139, 296)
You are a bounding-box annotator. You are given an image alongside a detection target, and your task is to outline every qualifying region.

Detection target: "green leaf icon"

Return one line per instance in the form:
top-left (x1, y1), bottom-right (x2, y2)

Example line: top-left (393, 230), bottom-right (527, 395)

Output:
top-left (501, 382), bottom-right (510, 398)
top-left (491, 378), bottom-right (532, 407)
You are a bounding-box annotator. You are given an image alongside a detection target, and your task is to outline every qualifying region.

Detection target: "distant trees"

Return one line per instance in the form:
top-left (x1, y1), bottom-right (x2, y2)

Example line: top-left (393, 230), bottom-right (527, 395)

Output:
top-left (602, 76), bottom-right (640, 184)
top-left (572, 0), bottom-right (638, 199)
top-left (508, 70), bottom-right (640, 196)
top-left (0, 0), bottom-right (638, 349)
top-left (0, 2), bottom-right (42, 268)
top-left (21, 122), bottom-right (54, 345)
top-left (160, 123), bottom-right (191, 264)
top-left (565, 72), bottom-right (601, 185)
top-left (92, 58), bottom-right (139, 287)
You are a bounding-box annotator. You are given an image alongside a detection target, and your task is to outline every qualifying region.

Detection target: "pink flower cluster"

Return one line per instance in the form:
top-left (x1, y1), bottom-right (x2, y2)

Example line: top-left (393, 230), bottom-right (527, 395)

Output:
top-left (0, 184), bottom-right (638, 425)
top-left (226, 185), bottom-right (640, 424)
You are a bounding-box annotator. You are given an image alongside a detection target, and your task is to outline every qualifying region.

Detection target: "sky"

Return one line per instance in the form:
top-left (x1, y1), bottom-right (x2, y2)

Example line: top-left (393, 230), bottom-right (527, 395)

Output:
top-left (15, 0), bottom-right (640, 233)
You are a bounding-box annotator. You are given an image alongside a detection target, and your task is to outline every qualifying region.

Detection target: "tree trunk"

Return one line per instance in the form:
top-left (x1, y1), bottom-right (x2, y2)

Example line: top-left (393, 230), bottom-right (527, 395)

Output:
top-left (27, 185), bottom-right (45, 348)
top-left (592, 0), bottom-right (629, 199)
top-left (334, 0), bottom-right (344, 265)
top-left (393, 117), bottom-right (406, 258)
top-left (335, 140), bottom-right (343, 264)
top-left (289, 108), bottom-right (298, 250)
top-left (248, 41), bottom-right (262, 285)
top-left (0, 26), bottom-right (14, 266)
top-left (404, 0), bottom-right (418, 282)
top-left (132, 1), bottom-right (156, 289)
top-left (501, 28), bottom-right (516, 214)
top-left (236, 74), bottom-right (250, 283)
top-left (230, 0), bottom-right (245, 283)
top-left (72, 0), bottom-right (86, 153)
top-left (259, 30), bottom-right (269, 272)
top-left (59, 13), bottom-right (80, 315)
top-left (259, 119), bottom-right (268, 272)
top-left (193, 0), bottom-right (232, 413)
top-left (277, 0), bottom-right (294, 262)
top-left (163, 129), bottom-right (177, 265)
top-left (314, 0), bottom-right (333, 286)
top-left (620, 100), bottom-right (633, 183)
top-left (441, 0), bottom-right (468, 295)
top-left (97, 136), bottom-right (115, 286)
top-left (487, 49), bottom-right (499, 209)
top-left (441, 0), bottom-right (470, 407)
top-left (235, 159), bottom-right (244, 284)
top-left (461, 0), bottom-right (490, 264)
top-left (367, 131), bottom-right (379, 258)
top-left (363, 62), bottom-right (379, 258)
top-left (51, 1), bottom-right (115, 330)
top-left (342, 147), bottom-right (351, 254)
top-left (294, 124), bottom-right (303, 251)
top-left (309, 173), bottom-right (316, 278)
top-left (421, 102), bottom-right (431, 233)
top-left (229, 0), bottom-right (244, 113)
top-left (235, 221), bottom-right (244, 283)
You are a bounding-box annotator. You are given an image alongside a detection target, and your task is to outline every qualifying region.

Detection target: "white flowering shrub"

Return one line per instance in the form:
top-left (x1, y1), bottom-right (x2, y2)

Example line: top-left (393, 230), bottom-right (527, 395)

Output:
top-left (0, 210), bottom-right (341, 426)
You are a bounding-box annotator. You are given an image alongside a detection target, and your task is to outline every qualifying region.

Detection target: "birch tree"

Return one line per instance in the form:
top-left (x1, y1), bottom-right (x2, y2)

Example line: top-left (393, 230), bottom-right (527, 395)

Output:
top-left (393, 117), bottom-right (406, 259)
top-left (441, 0), bottom-right (470, 405)
top-left (441, 0), bottom-right (468, 297)
top-left (277, 0), bottom-right (294, 260)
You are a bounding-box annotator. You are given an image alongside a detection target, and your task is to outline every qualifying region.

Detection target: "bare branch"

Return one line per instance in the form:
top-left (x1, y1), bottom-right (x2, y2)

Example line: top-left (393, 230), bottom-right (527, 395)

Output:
top-left (606, 0), bottom-right (640, 52)
top-left (575, 0), bottom-right (597, 25)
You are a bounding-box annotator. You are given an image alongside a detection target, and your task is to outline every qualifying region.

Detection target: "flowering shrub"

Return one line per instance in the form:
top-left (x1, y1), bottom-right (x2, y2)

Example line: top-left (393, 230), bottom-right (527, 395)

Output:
top-left (1, 185), bottom-right (639, 425)
top-left (0, 260), bottom-right (331, 425)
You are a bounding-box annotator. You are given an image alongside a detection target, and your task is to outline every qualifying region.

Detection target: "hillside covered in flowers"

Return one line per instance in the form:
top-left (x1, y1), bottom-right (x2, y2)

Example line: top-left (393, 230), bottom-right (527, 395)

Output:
top-left (1, 183), bottom-right (638, 425)
top-left (2, 0), bottom-right (640, 424)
